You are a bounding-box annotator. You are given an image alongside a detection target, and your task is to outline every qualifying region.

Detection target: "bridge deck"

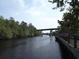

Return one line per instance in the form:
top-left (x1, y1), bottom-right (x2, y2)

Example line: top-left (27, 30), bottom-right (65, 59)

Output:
top-left (37, 28), bottom-right (58, 31)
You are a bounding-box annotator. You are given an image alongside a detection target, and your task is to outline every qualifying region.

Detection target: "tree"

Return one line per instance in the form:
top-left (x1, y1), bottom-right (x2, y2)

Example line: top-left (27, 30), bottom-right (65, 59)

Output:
top-left (48, 0), bottom-right (79, 9)
top-left (0, 16), bottom-right (40, 40)
top-left (49, 0), bottom-right (79, 35)
top-left (28, 23), bottom-right (36, 36)
top-left (58, 12), bottom-right (74, 35)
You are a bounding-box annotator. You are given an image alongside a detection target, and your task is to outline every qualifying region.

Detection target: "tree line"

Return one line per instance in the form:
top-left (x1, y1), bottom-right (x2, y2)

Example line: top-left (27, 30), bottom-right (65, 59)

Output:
top-left (0, 16), bottom-right (41, 40)
top-left (57, 10), bottom-right (79, 37)
top-left (49, 0), bottom-right (79, 37)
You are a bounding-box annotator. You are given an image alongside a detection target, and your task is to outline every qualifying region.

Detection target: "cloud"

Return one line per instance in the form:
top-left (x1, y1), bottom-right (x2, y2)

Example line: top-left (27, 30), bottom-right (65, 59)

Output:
top-left (18, 0), bottom-right (25, 8)
top-left (0, 0), bottom-right (26, 16)
top-left (0, 0), bottom-right (64, 29)
top-left (26, 7), bottom-right (41, 17)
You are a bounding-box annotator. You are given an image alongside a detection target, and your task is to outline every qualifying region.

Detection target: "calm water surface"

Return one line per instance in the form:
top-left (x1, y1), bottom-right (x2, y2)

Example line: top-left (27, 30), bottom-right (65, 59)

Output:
top-left (0, 35), bottom-right (62, 59)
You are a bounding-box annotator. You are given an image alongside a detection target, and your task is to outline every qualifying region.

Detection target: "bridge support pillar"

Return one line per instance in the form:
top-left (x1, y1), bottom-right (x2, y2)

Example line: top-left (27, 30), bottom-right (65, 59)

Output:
top-left (50, 30), bottom-right (52, 36)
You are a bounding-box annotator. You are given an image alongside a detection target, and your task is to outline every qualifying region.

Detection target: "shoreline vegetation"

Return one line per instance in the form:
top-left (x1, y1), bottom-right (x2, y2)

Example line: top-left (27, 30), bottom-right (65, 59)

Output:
top-left (0, 16), bottom-right (41, 40)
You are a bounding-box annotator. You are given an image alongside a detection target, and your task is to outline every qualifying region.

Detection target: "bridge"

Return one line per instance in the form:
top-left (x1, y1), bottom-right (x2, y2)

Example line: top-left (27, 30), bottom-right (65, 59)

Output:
top-left (37, 28), bottom-right (58, 36)
top-left (37, 28), bottom-right (58, 31)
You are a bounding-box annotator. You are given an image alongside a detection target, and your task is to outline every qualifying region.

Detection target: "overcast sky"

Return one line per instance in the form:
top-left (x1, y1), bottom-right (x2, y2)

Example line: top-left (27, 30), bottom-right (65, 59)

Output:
top-left (0, 0), bottom-right (65, 29)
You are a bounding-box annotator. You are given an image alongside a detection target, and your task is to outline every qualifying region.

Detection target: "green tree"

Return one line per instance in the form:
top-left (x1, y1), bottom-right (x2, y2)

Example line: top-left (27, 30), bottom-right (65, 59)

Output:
top-left (49, 0), bottom-right (79, 36)
top-left (0, 16), bottom-right (41, 40)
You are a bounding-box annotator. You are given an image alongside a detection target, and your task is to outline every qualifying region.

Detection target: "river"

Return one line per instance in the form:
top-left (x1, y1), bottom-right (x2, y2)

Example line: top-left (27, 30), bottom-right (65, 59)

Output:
top-left (0, 35), bottom-right (62, 59)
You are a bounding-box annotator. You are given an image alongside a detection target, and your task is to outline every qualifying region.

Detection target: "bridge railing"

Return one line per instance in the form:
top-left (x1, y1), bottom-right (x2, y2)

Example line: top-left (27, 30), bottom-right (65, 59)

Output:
top-left (55, 36), bottom-right (79, 59)
top-left (56, 33), bottom-right (79, 48)
top-left (69, 34), bottom-right (79, 48)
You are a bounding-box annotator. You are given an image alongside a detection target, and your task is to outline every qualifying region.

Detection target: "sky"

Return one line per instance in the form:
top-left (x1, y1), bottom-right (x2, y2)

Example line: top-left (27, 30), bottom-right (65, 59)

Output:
top-left (0, 0), bottom-right (65, 29)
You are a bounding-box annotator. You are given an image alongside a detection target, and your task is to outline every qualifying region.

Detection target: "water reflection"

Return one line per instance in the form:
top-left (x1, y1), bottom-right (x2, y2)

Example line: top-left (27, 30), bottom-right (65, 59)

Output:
top-left (0, 35), bottom-right (62, 59)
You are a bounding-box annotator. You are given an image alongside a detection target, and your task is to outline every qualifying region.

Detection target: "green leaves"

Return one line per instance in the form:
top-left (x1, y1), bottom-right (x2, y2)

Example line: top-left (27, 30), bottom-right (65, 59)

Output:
top-left (49, 0), bottom-right (79, 11)
top-left (0, 16), bottom-right (40, 40)
top-left (58, 9), bottom-right (79, 35)
top-left (49, 0), bottom-right (79, 36)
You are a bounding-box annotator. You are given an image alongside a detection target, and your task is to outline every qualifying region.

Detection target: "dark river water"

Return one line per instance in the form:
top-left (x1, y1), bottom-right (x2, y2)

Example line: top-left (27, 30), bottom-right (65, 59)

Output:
top-left (0, 35), bottom-right (62, 59)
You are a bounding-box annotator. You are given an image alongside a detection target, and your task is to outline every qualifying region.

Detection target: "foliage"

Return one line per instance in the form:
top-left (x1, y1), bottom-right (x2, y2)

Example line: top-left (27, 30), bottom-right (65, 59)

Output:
top-left (0, 16), bottom-right (40, 40)
top-left (49, 0), bottom-right (79, 36)
top-left (48, 0), bottom-right (79, 11)
top-left (57, 10), bottom-right (79, 36)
